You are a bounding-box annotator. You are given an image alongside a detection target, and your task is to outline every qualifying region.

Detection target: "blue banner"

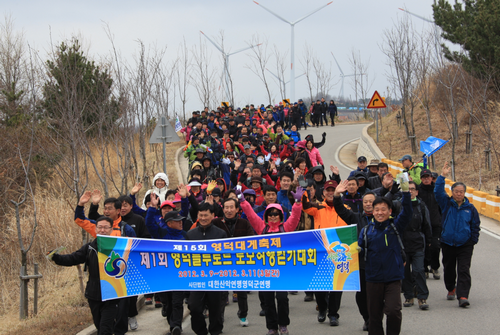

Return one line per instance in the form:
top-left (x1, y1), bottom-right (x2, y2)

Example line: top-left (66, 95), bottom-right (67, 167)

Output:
top-left (97, 226), bottom-right (360, 301)
top-left (420, 136), bottom-right (448, 157)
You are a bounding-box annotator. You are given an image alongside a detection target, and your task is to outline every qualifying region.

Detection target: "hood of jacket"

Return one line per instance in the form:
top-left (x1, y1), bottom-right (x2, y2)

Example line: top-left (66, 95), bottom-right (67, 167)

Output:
top-left (191, 161), bottom-right (203, 171)
top-left (309, 165), bottom-right (326, 182)
top-left (152, 172), bottom-right (169, 191)
top-left (264, 203), bottom-right (284, 229)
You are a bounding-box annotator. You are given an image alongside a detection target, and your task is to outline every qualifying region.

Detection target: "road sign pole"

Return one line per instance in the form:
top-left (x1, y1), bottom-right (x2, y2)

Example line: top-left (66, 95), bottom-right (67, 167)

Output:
top-left (376, 111), bottom-right (379, 143)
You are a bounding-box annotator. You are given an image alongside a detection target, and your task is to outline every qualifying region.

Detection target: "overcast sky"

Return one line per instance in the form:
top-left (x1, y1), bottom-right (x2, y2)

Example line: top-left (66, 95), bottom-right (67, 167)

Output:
top-left (4, 0), bottom-right (440, 115)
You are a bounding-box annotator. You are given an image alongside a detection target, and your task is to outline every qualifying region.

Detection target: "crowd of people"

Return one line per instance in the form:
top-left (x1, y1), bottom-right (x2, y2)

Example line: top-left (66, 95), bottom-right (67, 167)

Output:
top-left (47, 102), bottom-right (480, 335)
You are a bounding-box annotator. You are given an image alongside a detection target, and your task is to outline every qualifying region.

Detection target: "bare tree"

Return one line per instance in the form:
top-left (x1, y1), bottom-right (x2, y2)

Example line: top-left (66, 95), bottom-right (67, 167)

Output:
top-left (176, 38), bottom-right (190, 122)
top-left (313, 56), bottom-right (335, 100)
top-left (273, 45), bottom-right (288, 99)
top-left (300, 45), bottom-right (315, 102)
top-left (191, 37), bottom-right (218, 109)
top-left (245, 35), bottom-right (272, 104)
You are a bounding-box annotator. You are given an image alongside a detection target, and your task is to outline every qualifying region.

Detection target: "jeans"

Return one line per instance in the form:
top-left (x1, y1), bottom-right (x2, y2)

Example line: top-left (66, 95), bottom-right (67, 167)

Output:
top-left (402, 250), bottom-right (429, 299)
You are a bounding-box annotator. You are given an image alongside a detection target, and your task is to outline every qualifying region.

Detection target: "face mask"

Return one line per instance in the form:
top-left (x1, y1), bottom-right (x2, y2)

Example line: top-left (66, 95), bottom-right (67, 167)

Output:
top-left (257, 157), bottom-right (265, 165)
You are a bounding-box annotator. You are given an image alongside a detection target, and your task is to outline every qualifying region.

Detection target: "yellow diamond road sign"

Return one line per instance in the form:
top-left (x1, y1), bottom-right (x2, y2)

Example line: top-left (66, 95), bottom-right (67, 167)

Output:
top-left (366, 91), bottom-right (387, 109)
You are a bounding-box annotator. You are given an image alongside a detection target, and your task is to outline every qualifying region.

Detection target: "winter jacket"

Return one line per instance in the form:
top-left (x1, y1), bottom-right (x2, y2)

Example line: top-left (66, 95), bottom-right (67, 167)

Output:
top-left (404, 163), bottom-right (423, 185)
top-left (186, 223), bottom-right (227, 240)
top-left (341, 192), bottom-right (363, 213)
top-left (142, 172), bottom-right (170, 209)
top-left (367, 175), bottom-right (382, 190)
top-left (327, 103), bottom-right (337, 115)
top-left (303, 198), bottom-right (348, 229)
top-left (358, 192), bottom-right (413, 283)
top-left (241, 201), bottom-right (302, 234)
top-left (52, 239), bottom-right (103, 301)
top-left (403, 199), bottom-right (432, 253)
top-left (418, 182), bottom-right (442, 238)
top-left (306, 147), bottom-right (323, 167)
top-left (277, 189), bottom-right (292, 212)
top-left (212, 217), bottom-right (255, 238)
top-left (434, 176), bottom-right (480, 246)
top-left (348, 167), bottom-right (368, 178)
top-left (284, 130), bottom-right (301, 143)
top-left (267, 127), bottom-right (289, 145)
top-left (74, 205), bottom-right (136, 238)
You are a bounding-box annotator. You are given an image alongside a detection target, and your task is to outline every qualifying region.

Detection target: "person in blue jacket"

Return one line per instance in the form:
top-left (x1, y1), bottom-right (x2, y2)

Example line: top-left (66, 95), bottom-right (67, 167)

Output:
top-left (285, 124), bottom-right (301, 144)
top-left (434, 162), bottom-right (480, 308)
top-left (358, 179), bottom-right (412, 335)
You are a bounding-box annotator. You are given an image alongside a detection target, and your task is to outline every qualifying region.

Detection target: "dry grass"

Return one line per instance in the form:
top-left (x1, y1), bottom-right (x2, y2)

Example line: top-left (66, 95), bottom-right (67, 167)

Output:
top-left (369, 105), bottom-right (500, 194)
top-left (0, 135), bottom-right (184, 335)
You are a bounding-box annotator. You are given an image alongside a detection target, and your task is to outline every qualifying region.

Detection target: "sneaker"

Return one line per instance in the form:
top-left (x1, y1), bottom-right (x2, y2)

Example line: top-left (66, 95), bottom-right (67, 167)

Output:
top-left (459, 297), bottom-right (470, 307)
top-left (266, 329), bottom-right (278, 335)
top-left (304, 293), bottom-right (314, 302)
top-left (279, 325), bottom-right (289, 335)
top-left (161, 304), bottom-right (168, 317)
top-left (403, 298), bottom-right (414, 307)
top-left (154, 300), bottom-right (162, 308)
top-left (145, 297), bottom-right (153, 305)
top-left (240, 317), bottom-right (249, 327)
top-left (447, 288), bottom-right (456, 300)
top-left (329, 316), bottom-right (339, 326)
top-left (418, 299), bottom-right (429, 310)
top-left (317, 310), bottom-right (326, 323)
top-left (233, 293), bottom-right (238, 303)
top-left (432, 269), bottom-right (441, 280)
top-left (128, 316), bottom-right (138, 330)
top-left (172, 326), bottom-right (181, 335)
top-left (363, 320), bottom-right (369, 331)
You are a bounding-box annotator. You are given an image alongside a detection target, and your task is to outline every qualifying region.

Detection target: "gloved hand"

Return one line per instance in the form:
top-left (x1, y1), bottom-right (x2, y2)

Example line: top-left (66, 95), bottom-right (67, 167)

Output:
top-left (206, 180), bottom-right (217, 195)
top-left (322, 132), bottom-right (326, 138)
top-left (260, 167), bottom-right (268, 176)
top-left (400, 180), bottom-right (410, 192)
top-left (291, 186), bottom-right (305, 202)
top-left (265, 153), bottom-right (271, 162)
top-left (239, 172), bottom-right (248, 183)
top-left (356, 246), bottom-right (362, 252)
top-left (221, 158), bottom-right (231, 165)
top-left (234, 188), bottom-right (244, 201)
top-left (46, 246), bottom-right (65, 261)
top-left (391, 182), bottom-right (401, 194)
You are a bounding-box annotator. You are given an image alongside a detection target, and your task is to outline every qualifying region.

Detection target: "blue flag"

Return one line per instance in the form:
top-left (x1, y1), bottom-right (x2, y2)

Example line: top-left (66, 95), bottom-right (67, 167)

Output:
top-left (175, 116), bottom-right (182, 132)
top-left (420, 136), bottom-right (448, 157)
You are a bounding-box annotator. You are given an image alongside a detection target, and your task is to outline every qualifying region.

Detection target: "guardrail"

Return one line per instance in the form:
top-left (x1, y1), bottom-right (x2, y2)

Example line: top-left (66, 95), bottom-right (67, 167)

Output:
top-left (382, 158), bottom-right (500, 221)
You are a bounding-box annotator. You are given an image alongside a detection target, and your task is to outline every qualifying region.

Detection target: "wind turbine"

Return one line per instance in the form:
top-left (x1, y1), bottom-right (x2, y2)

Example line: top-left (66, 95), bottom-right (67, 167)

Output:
top-left (266, 69), bottom-right (305, 99)
top-left (331, 52), bottom-right (357, 101)
top-left (200, 31), bottom-right (261, 105)
top-left (253, 1), bottom-right (333, 102)
top-left (398, 8), bottom-right (441, 57)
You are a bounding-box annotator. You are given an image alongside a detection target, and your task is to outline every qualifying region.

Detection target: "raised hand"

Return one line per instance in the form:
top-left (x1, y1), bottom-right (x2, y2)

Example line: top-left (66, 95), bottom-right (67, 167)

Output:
top-left (177, 183), bottom-right (188, 198)
top-left (150, 193), bottom-right (159, 208)
top-left (234, 188), bottom-right (244, 200)
top-left (291, 186), bottom-right (305, 202)
top-left (90, 189), bottom-right (102, 205)
top-left (130, 183), bottom-right (142, 196)
top-left (330, 165), bottom-right (339, 175)
top-left (205, 194), bottom-right (214, 205)
top-left (441, 161), bottom-right (451, 178)
top-left (382, 173), bottom-right (394, 189)
top-left (334, 180), bottom-right (349, 197)
top-left (78, 191), bottom-right (92, 206)
top-left (206, 180), bottom-right (217, 194)
top-left (234, 159), bottom-right (241, 171)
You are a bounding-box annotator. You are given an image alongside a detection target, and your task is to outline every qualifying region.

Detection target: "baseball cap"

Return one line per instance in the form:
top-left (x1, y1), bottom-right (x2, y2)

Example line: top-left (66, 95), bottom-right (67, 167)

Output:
top-left (357, 156), bottom-right (367, 162)
top-left (250, 177), bottom-right (263, 184)
top-left (211, 188), bottom-right (221, 197)
top-left (195, 148), bottom-right (204, 153)
top-left (244, 144), bottom-right (251, 149)
top-left (324, 180), bottom-right (338, 190)
top-left (160, 200), bottom-right (176, 209)
top-left (399, 154), bottom-right (412, 162)
top-left (420, 168), bottom-right (432, 177)
top-left (163, 211), bottom-right (185, 222)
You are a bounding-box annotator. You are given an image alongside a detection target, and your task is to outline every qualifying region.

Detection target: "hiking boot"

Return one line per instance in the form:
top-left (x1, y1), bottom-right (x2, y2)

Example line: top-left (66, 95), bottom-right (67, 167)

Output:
top-left (172, 326), bottom-right (181, 335)
top-left (304, 293), bottom-right (314, 302)
top-left (279, 325), bottom-right (289, 335)
top-left (145, 297), bottom-right (153, 305)
top-left (317, 310), bottom-right (326, 323)
top-left (233, 293), bottom-right (238, 302)
top-left (128, 316), bottom-right (138, 330)
top-left (259, 309), bottom-right (266, 316)
top-left (266, 329), bottom-right (278, 335)
top-left (432, 269), bottom-right (441, 280)
top-left (418, 299), bottom-right (429, 310)
top-left (459, 297), bottom-right (470, 307)
top-left (363, 320), bottom-right (369, 331)
top-left (155, 300), bottom-right (162, 308)
top-left (240, 317), bottom-right (249, 327)
top-left (447, 288), bottom-right (456, 300)
top-left (329, 316), bottom-right (339, 326)
top-left (403, 298), bottom-right (414, 307)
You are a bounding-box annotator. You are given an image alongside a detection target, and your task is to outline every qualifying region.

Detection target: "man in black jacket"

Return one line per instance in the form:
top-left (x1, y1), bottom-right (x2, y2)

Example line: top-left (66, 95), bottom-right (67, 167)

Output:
top-left (367, 162), bottom-right (389, 190)
top-left (187, 203), bottom-right (227, 335)
top-left (50, 216), bottom-right (125, 335)
top-left (418, 169), bottom-right (442, 280)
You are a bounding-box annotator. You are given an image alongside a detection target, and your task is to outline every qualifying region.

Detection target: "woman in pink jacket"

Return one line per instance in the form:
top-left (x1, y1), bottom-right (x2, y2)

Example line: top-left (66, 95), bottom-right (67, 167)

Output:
top-left (235, 187), bottom-right (304, 335)
top-left (305, 139), bottom-right (323, 167)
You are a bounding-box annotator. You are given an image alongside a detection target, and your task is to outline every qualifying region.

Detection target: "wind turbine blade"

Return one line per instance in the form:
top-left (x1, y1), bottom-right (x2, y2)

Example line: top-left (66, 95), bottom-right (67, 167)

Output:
top-left (200, 31), bottom-right (224, 54)
top-left (229, 43), bottom-right (261, 56)
top-left (293, 1), bottom-right (333, 24)
top-left (253, 1), bottom-right (292, 25)
top-left (398, 8), bottom-right (434, 23)
top-left (331, 52), bottom-right (344, 75)
top-left (266, 68), bottom-right (282, 82)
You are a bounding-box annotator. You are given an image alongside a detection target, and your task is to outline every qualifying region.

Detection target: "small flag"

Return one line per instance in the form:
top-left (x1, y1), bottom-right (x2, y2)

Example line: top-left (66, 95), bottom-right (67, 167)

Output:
top-left (175, 117), bottom-right (182, 132)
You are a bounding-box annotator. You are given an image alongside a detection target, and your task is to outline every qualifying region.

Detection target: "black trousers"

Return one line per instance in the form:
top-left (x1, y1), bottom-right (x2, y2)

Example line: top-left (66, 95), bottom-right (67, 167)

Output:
top-left (160, 291), bottom-right (184, 330)
top-left (314, 291), bottom-right (343, 318)
top-left (321, 113), bottom-right (327, 125)
top-left (188, 291), bottom-right (223, 335)
top-left (88, 299), bottom-right (119, 335)
top-left (442, 243), bottom-right (474, 299)
top-left (355, 268), bottom-right (369, 322)
top-left (128, 296), bottom-right (138, 317)
top-left (292, 116), bottom-right (302, 130)
top-left (425, 236), bottom-right (441, 271)
top-left (301, 115), bottom-right (307, 129)
top-left (330, 113), bottom-right (336, 126)
top-left (236, 291), bottom-right (248, 318)
top-left (115, 298), bottom-right (129, 335)
top-left (366, 280), bottom-right (402, 335)
top-left (262, 291), bottom-right (289, 330)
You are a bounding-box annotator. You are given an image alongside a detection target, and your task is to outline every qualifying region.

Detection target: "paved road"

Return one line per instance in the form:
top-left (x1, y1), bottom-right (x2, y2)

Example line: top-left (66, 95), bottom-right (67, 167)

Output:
top-left (104, 123), bottom-right (500, 335)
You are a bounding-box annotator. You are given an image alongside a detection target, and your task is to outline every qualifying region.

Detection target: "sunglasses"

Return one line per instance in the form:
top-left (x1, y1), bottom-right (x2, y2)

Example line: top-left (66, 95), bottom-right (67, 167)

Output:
top-left (268, 212), bottom-right (281, 217)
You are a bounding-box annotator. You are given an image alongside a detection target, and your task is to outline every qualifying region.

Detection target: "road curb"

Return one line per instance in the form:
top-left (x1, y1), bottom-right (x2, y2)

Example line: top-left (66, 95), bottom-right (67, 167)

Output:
top-left (175, 146), bottom-right (185, 184)
top-left (335, 138), bottom-right (360, 171)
